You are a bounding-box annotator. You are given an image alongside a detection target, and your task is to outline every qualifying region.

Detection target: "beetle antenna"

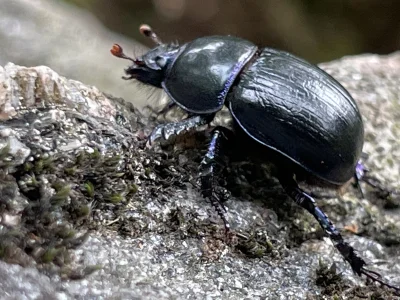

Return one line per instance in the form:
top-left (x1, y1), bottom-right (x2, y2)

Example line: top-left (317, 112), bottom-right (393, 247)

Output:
top-left (139, 24), bottom-right (162, 45)
top-left (110, 44), bottom-right (137, 63)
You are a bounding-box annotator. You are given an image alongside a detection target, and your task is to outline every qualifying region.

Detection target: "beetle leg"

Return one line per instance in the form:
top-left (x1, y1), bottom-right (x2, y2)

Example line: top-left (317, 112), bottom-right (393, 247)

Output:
top-left (278, 173), bottom-right (367, 273)
top-left (353, 160), bottom-right (368, 198)
top-left (199, 126), bottom-right (233, 232)
top-left (279, 173), bottom-right (400, 293)
top-left (354, 160), bottom-right (399, 203)
top-left (148, 114), bottom-right (215, 145)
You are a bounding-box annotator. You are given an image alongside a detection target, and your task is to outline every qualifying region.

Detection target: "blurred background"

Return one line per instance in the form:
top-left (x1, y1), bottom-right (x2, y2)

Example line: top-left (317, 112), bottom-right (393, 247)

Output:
top-left (1, 0), bottom-right (399, 108)
top-left (67, 0), bottom-right (400, 63)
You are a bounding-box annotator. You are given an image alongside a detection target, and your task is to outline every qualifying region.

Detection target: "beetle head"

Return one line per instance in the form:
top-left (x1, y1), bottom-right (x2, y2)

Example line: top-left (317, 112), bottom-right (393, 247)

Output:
top-left (111, 25), bottom-right (180, 88)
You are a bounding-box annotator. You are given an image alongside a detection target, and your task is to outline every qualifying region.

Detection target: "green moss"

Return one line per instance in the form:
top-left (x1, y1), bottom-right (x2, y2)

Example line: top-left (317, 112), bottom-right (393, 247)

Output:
top-left (75, 151), bottom-right (87, 166)
top-left (34, 159), bottom-right (44, 173)
top-left (63, 264), bottom-right (103, 280)
top-left (0, 243), bottom-right (6, 258)
top-left (315, 259), bottom-right (345, 296)
top-left (42, 157), bottom-right (55, 171)
top-left (32, 157), bottom-right (54, 173)
top-left (28, 174), bottom-right (39, 187)
top-left (0, 142), bottom-right (10, 160)
top-left (52, 181), bottom-right (65, 192)
top-left (104, 154), bottom-right (121, 166)
top-left (50, 185), bottom-right (71, 206)
top-left (42, 248), bottom-right (61, 263)
top-left (78, 204), bottom-right (91, 217)
top-left (109, 193), bottom-right (124, 204)
top-left (128, 184), bottom-right (138, 195)
top-left (90, 148), bottom-right (101, 160)
top-left (23, 162), bottom-right (34, 171)
top-left (84, 182), bottom-right (95, 198)
top-left (56, 227), bottom-right (76, 239)
top-left (65, 166), bottom-right (76, 176)
top-left (236, 232), bottom-right (275, 258)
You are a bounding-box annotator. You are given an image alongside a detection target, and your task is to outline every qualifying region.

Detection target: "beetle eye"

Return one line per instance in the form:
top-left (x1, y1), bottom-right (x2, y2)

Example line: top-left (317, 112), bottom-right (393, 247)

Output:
top-left (155, 56), bottom-right (167, 68)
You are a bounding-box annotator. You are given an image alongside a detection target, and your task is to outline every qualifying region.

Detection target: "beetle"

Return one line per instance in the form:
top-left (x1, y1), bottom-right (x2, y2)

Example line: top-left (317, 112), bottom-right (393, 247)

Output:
top-left (111, 24), bottom-right (399, 292)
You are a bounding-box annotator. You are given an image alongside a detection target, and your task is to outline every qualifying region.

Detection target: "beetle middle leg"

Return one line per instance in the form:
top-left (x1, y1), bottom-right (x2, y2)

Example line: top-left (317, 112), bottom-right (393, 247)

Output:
top-left (199, 126), bottom-right (233, 232)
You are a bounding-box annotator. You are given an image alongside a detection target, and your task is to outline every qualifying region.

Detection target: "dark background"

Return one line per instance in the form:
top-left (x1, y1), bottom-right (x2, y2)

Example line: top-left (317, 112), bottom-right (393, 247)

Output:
top-left (65, 0), bottom-right (400, 63)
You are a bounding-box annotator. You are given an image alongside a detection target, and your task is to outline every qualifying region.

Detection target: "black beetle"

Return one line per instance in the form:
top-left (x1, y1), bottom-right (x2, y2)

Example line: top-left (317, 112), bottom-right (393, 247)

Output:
top-left (111, 24), bottom-right (399, 293)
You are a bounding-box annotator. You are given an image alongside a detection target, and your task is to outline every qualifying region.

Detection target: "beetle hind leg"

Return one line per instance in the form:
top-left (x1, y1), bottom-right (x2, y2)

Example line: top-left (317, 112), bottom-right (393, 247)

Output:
top-left (278, 173), bottom-right (400, 293)
top-left (278, 175), bottom-right (365, 270)
top-left (199, 126), bottom-right (233, 232)
top-left (278, 173), bottom-right (366, 272)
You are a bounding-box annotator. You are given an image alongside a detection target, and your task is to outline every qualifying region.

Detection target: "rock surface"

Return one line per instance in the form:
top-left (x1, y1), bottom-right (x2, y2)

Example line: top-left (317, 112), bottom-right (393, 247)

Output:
top-left (0, 52), bottom-right (400, 300)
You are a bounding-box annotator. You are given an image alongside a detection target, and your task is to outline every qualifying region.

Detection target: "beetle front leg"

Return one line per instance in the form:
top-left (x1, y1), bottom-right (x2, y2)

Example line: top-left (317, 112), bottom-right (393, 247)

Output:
top-left (148, 114), bottom-right (215, 145)
top-left (199, 126), bottom-right (233, 232)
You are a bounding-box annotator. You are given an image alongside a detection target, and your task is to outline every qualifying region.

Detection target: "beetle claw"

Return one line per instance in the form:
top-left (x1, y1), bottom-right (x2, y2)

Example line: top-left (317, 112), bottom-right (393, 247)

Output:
top-left (148, 124), bottom-right (164, 145)
top-left (361, 268), bottom-right (400, 296)
top-left (335, 242), bottom-right (366, 276)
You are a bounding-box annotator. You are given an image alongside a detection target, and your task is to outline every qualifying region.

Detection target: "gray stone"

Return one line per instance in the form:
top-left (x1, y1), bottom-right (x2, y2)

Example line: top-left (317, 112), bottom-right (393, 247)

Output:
top-left (0, 261), bottom-right (60, 300)
top-left (0, 52), bottom-right (399, 300)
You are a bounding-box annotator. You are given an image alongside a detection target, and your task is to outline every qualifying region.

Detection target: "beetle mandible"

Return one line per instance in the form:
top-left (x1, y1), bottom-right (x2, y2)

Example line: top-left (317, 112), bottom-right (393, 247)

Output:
top-left (111, 24), bottom-right (399, 293)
